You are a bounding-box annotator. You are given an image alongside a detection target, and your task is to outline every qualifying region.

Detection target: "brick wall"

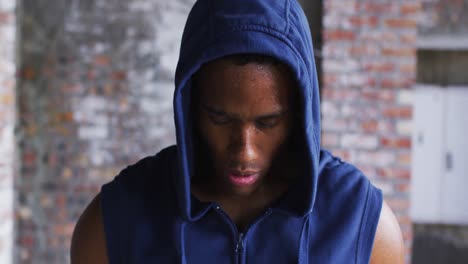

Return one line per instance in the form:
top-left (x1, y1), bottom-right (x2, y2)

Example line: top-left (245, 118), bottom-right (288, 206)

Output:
top-left (322, 1), bottom-right (420, 262)
top-left (10, 0), bottom-right (426, 262)
top-left (16, 0), bottom-right (193, 263)
top-left (0, 0), bottom-right (16, 263)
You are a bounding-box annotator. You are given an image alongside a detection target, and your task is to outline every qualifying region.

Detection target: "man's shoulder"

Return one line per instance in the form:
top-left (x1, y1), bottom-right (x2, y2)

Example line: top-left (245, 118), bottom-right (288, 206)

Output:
top-left (316, 149), bottom-right (386, 263)
top-left (318, 149), bottom-right (373, 192)
top-left (100, 145), bottom-right (178, 208)
top-left (121, 145), bottom-right (178, 176)
top-left (108, 145), bottom-right (177, 186)
top-left (71, 193), bottom-right (108, 264)
top-left (370, 201), bottom-right (405, 264)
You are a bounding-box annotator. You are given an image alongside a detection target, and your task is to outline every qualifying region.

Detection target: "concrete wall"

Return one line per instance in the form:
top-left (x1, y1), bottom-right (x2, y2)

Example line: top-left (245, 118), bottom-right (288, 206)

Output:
top-left (0, 0), bottom-right (16, 263)
top-left (16, 0), bottom-right (193, 262)
top-left (419, 0), bottom-right (468, 36)
top-left (413, 225), bottom-right (468, 264)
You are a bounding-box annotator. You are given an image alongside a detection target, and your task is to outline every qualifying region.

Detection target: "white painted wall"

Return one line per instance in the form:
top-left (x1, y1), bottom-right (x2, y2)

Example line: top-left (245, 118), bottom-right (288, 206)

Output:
top-left (0, 0), bottom-right (16, 263)
top-left (411, 85), bottom-right (468, 224)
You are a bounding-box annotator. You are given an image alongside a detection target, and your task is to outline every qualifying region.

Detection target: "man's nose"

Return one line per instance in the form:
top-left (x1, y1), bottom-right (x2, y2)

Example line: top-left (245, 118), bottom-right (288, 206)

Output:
top-left (229, 125), bottom-right (257, 163)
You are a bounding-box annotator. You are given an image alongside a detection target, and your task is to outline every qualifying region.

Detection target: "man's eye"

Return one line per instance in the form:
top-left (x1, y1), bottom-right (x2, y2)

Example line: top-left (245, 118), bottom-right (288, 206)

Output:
top-left (209, 114), bottom-right (231, 125)
top-left (256, 117), bottom-right (280, 128)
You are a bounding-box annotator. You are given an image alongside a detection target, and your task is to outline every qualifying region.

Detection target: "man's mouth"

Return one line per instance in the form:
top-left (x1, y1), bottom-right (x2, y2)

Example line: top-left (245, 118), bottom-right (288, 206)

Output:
top-left (227, 170), bottom-right (260, 187)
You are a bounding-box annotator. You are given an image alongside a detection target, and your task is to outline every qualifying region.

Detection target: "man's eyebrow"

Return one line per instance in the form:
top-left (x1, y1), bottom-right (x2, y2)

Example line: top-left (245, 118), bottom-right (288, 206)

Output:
top-left (202, 105), bottom-right (228, 115)
top-left (202, 104), bottom-right (288, 120)
top-left (257, 109), bottom-right (289, 119)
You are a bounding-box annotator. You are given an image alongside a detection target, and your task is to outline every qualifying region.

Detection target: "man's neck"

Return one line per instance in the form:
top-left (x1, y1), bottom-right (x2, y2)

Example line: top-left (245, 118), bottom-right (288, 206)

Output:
top-left (191, 175), bottom-right (291, 231)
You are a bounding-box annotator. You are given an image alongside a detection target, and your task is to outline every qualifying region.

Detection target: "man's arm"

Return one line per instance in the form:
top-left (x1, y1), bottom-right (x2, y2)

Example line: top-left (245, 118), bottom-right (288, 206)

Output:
top-left (370, 201), bottom-right (405, 264)
top-left (71, 193), bottom-right (109, 264)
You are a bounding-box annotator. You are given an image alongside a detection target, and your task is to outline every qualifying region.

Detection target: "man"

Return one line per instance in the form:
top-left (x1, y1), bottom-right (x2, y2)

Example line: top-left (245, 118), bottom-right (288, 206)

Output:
top-left (71, 0), bottom-right (404, 263)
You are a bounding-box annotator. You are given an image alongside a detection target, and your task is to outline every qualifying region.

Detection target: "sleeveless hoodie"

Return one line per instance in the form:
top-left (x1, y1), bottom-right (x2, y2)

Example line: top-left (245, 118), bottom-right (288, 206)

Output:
top-left (101, 0), bottom-right (383, 263)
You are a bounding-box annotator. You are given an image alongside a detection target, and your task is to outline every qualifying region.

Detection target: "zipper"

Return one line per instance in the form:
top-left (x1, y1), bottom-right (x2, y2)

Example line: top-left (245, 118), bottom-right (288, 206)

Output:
top-left (236, 232), bottom-right (244, 254)
top-left (213, 204), bottom-right (273, 264)
top-left (236, 232), bottom-right (245, 264)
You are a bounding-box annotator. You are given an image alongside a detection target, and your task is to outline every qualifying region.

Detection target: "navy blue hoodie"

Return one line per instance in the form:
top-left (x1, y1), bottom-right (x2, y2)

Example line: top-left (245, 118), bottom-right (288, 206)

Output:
top-left (101, 0), bottom-right (383, 263)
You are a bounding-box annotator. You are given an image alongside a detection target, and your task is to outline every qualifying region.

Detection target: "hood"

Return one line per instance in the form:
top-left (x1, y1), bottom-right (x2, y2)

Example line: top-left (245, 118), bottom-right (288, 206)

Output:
top-left (173, 0), bottom-right (321, 221)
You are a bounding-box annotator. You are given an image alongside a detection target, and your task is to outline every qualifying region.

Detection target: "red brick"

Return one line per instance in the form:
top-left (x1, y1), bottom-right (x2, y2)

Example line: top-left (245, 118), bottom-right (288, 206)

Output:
top-left (94, 55), bottom-right (111, 66)
top-left (20, 236), bottom-right (35, 247)
top-left (48, 153), bottom-right (58, 167)
top-left (73, 184), bottom-right (100, 194)
top-left (378, 121), bottom-right (396, 134)
top-left (321, 117), bottom-right (348, 131)
top-left (401, 34), bottom-right (417, 44)
top-left (47, 237), bottom-right (60, 248)
top-left (381, 77), bottom-right (413, 89)
top-left (385, 18), bottom-right (417, 28)
top-left (364, 62), bottom-right (395, 73)
top-left (112, 71), bottom-right (127, 81)
top-left (56, 195), bottom-right (66, 207)
top-left (361, 32), bottom-right (398, 43)
top-left (395, 183), bottom-right (410, 193)
top-left (399, 63), bottom-right (416, 74)
top-left (383, 106), bottom-right (412, 118)
top-left (322, 89), bottom-right (358, 101)
top-left (349, 16), bottom-right (378, 27)
top-left (349, 45), bottom-right (379, 56)
top-left (361, 120), bottom-right (378, 133)
top-left (21, 67), bottom-right (36, 80)
top-left (400, 3), bottom-right (421, 15)
top-left (341, 134), bottom-right (378, 150)
top-left (361, 90), bottom-right (395, 103)
top-left (359, 3), bottom-right (394, 13)
top-left (54, 224), bottom-right (74, 236)
top-left (54, 112), bottom-right (73, 123)
top-left (322, 133), bottom-right (339, 147)
top-left (87, 69), bottom-right (96, 80)
top-left (330, 149), bottom-right (351, 161)
top-left (366, 77), bottom-right (377, 87)
top-left (377, 167), bottom-right (411, 179)
top-left (62, 83), bottom-right (82, 93)
top-left (324, 30), bottom-right (356, 41)
top-left (101, 83), bottom-right (112, 95)
top-left (355, 165), bottom-right (377, 178)
top-left (397, 153), bottom-right (411, 165)
top-left (23, 152), bottom-right (36, 167)
top-left (382, 48), bottom-right (415, 57)
top-left (323, 73), bottom-right (338, 87)
top-left (380, 136), bottom-right (411, 149)
top-left (355, 151), bottom-right (396, 167)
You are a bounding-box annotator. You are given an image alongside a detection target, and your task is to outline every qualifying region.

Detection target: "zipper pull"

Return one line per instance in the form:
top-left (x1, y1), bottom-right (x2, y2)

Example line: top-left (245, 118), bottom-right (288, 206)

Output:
top-left (235, 233), bottom-right (244, 254)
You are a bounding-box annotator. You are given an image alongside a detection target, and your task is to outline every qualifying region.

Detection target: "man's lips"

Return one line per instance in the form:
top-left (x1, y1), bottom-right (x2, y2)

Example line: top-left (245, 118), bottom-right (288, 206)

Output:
top-left (227, 170), bottom-right (260, 186)
top-left (230, 170), bottom-right (259, 176)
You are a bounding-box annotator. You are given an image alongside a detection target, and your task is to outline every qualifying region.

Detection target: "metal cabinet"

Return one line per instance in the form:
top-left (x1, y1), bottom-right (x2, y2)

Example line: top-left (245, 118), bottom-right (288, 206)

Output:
top-left (411, 86), bottom-right (468, 224)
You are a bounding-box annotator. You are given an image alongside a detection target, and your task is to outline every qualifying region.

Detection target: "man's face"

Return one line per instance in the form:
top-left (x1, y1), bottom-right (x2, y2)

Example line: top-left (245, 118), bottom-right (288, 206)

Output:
top-left (194, 58), bottom-right (295, 196)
